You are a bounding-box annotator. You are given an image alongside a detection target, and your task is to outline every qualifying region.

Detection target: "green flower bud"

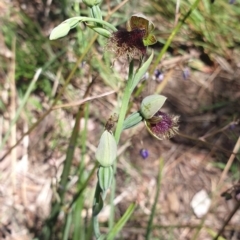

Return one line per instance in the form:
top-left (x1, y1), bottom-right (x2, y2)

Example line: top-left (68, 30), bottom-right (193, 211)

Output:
top-left (140, 94), bottom-right (167, 119)
top-left (83, 0), bottom-right (102, 7)
top-left (95, 130), bottom-right (117, 167)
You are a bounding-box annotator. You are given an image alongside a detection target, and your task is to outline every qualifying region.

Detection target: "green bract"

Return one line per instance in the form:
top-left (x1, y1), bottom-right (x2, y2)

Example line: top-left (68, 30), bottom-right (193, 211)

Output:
top-left (123, 112), bottom-right (143, 130)
top-left (98, 166), bottom-right (113, 200)
top-left (88, 26), bottom-right (111, 38)
top-left (95, 130), bottom-right (117, 167)
top-left (140, 95), bottom-right (167, 119)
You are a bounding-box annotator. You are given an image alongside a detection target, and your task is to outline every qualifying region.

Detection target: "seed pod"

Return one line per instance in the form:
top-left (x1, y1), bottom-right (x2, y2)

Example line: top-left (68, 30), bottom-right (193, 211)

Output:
top-left (95, 130), bottom-right (117, 167)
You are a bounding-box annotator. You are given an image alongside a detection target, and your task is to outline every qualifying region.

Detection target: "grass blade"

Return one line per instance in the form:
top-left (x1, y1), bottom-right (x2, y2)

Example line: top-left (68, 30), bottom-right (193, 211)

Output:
top-left (146, 157), bottom-right (164, 240)
top-left (106, 203), bottom-right (136, 240)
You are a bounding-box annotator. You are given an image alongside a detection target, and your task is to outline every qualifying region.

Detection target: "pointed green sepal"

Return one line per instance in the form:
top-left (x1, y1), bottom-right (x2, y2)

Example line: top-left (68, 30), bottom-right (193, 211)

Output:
top-left (140, 95), bottom-right (167, 119)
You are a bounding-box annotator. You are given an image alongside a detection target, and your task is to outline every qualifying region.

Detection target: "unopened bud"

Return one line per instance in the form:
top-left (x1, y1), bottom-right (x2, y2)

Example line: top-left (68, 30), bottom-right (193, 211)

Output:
top-left (95, 130), bottom-right (117, 167)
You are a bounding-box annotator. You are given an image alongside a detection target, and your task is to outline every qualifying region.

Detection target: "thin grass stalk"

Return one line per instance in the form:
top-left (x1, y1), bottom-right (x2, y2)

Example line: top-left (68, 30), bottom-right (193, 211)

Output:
top-left (10, 36), bottom-right (17, 193)
top-left (72, 103), bottom-right (90, 240)
top-left (41, 80), bottom-right (94, 239)
top-left (0, 68), bottom-right (42, 150)
top-left (40, 109), bottom-right (82, 239)
top-left (68, 163), bottom-right (98, 210)
top-left (146, 157), bottom-right (164, 240)
top-left (150, 0), bottom-right (201, 75)
top-left (63, 210), bottom-right (73, 240)
top-left (0, 35), bottom-right (97, 162)
top-left (106, 203), bottom-right (136, 240)
top-left (93, 182), bottom-right (103, 238)
top-left (73, 197), bottom-right (85, 240)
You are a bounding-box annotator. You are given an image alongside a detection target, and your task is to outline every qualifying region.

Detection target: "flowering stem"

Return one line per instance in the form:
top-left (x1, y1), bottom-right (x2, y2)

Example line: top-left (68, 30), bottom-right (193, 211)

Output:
top-left (114, 60), bottom-right (135, 143)
top-left (107, 60), bottom-right (135, 230)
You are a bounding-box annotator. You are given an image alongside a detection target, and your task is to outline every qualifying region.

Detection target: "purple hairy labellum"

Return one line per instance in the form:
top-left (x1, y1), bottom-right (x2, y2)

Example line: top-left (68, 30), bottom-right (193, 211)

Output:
top-left (145, 111), bottom-right (179, 140)
top-left (106, 29), bottom-right (147, 60)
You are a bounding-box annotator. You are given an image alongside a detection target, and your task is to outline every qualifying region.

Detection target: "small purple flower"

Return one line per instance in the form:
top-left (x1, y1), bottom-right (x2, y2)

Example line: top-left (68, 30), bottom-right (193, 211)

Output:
top-left (140, 149), bottom-right (149, 159)
top-left (145, 111), bottom-right (179, 140)
top-left (154, 69), bottom-right (164, 82)
top-left (182, 67), bottom-right (190, 80)
top-left (229, 123), bottom-right (236, 130)
top-left (229, 0), bottom-right (236, 4)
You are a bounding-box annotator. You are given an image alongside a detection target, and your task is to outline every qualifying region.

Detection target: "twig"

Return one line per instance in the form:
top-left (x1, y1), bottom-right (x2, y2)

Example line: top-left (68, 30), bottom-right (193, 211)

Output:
top-left (213, 201), bottom-right (240, 240)
top-left (218, 136), bottom-right (240, 186)
top-left (10, 36), bottom-right (16, 193)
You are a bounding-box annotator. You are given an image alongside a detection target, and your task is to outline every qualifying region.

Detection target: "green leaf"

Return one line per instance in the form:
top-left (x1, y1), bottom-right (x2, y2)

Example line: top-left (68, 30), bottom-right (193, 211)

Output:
top-left (131, 51), bottom-right (154, 91)
top-left (92, 192), bottom-right (104, 216)
top-left (106, 203), bottom-right (136, 240)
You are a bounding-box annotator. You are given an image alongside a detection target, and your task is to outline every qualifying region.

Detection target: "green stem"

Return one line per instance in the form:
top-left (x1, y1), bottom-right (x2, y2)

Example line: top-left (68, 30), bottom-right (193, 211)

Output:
top-left (114, 60), bottom-right (135, 143)
top-left (67, 16), bottom-right (117, 32)
top-left (92, 61), bottom-right (135, 237)
top-left (108, 60), bottom-right (135, 230)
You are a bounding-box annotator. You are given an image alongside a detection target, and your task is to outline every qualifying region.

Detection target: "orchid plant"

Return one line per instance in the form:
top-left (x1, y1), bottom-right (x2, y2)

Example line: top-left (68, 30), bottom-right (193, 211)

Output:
top-left (48, 1), bottom-right (179, 239)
